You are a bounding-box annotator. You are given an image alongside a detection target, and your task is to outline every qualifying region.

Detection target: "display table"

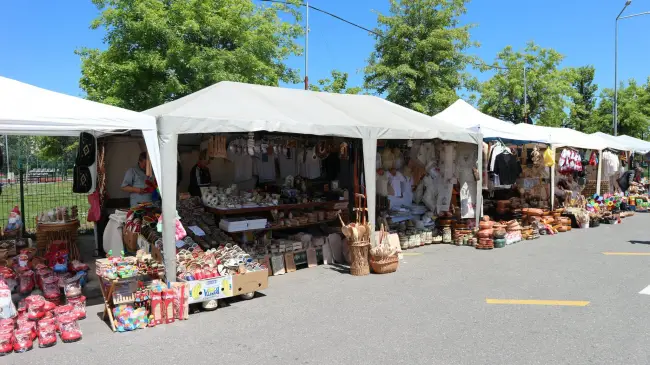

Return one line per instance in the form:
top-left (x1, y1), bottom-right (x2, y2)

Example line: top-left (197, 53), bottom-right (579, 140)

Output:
top-left (36, 219), bottom-right (80, 259)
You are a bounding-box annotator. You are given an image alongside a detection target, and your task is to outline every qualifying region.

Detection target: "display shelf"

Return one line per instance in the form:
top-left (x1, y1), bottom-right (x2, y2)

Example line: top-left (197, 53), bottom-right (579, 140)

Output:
top-left (206, 200), bottom-right (349, 215)
top-left (225, 218), bottom-right (339, 234)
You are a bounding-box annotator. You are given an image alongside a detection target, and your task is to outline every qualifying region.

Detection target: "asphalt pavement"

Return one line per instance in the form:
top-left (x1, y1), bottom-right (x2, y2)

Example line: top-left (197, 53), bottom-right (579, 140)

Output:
top-left (8, 214), bottom-right (650, 365)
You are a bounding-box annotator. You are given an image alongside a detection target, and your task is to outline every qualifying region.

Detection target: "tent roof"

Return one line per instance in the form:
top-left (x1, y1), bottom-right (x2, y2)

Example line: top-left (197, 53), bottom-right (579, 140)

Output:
top-left (590, 132), bottom-right (634, 152)
top-left (0, 76), bottom-right (157, 136)
top-left (514, 124), bottom-right (606, 150)
top-left (616, 135), bottom-right (650, 154)
top-left (433, 99), bottom-right (547, 143)
top-left (145, 81), bottom-right (479, 144)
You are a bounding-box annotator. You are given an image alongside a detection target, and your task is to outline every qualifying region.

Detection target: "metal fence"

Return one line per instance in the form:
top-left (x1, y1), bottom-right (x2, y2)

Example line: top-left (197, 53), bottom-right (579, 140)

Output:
top-left (0, 160), bottom-right (91, 233)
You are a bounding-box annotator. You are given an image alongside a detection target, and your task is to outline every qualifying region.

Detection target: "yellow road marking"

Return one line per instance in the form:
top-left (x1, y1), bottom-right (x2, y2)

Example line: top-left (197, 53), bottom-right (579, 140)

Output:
top-left (401, 252), bottom-right (423, 256)
top-left (486, 299), bottom-right (590, 306)
top-left (602, 252), bottom-right (650, 256)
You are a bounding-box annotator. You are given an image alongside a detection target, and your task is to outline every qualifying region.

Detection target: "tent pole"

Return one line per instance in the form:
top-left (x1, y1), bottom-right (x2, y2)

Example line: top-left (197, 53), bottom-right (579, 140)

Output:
top-left (596, 150), bottom-right (603, 195)
top-left (476, 133), bottom-right (483, 225)
top-left (550, 146), bottom-right (556, 211)
top-left (362, 137), bottom-right (377, 237)
top-left (159, 133), bottom-right (179, 281)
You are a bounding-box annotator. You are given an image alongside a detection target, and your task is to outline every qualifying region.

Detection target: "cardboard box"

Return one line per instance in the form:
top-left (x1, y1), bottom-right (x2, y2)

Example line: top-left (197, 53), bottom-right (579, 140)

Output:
top-left (232, 270), bottom-right (269, 296)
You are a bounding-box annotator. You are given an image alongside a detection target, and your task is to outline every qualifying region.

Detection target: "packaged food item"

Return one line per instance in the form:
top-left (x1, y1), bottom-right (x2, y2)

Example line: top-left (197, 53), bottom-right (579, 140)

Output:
top-left (38, 324), bottom-right (57, 348)
top-left (58, 314), bottom-right (82, 343)
top-left (18, 269), bottom-right (35, 294)
top-left (13, 328), bottom-right (33, 353)
top-left (0, 332), bottom-right (12, 355)
top-left (0, 281), bottom-right (16, 320)
top-left (64, 276), bottom-right (82, 298)
top-left (67, 295), bottom-right (86, 320)
top-left (27, 301), bottom-right (45, 321)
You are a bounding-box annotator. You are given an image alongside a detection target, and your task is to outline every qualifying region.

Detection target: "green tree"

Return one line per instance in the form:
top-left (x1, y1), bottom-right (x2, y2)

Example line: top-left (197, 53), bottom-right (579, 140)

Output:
top-left (567, 66), bottom-right (598, 132)
top-left (34, 136), bottom-right (78, 163)
top-left (592, 79), bottom-right (650, 138)
top-left (308, 70), bottom-right (362, 94)
top-left (478, 42), bottom-right (575, 126)
top-left (364, 0), bottom-right (479, 115)
top-left (77, 0), bottom-right (304, 111)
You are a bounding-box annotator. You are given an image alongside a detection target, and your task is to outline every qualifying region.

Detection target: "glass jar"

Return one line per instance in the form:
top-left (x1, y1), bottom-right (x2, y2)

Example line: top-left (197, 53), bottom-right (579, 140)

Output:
top-left (442, 227), bottom-right (452, 244)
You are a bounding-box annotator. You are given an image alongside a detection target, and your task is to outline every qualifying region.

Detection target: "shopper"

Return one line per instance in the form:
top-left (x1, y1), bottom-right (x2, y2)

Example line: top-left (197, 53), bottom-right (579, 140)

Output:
top-left (189, 150), bottom-right (212, 196)
top-left (121, 152), bottom-right (153, 207)
top-left (616, 166), bottom-right (643, 193)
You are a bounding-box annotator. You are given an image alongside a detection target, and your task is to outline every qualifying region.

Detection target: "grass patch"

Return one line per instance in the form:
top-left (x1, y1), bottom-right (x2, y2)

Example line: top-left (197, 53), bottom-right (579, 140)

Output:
top-left (0, 181), bottom-right (91, 232)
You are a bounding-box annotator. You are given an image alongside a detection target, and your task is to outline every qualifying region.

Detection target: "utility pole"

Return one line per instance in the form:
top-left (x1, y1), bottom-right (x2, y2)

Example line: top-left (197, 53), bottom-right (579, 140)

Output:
top-left (304, 0), bottom-right (309, 90)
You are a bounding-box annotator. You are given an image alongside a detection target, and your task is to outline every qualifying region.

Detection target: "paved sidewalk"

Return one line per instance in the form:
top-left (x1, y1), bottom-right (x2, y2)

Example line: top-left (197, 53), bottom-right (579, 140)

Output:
top-left (11, 215), bottom-right (650, 365)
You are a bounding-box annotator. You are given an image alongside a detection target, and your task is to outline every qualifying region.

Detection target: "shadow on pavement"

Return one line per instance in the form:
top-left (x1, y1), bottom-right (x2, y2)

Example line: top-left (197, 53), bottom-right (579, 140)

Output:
top-left (629, 240), bottom-right (650, 245)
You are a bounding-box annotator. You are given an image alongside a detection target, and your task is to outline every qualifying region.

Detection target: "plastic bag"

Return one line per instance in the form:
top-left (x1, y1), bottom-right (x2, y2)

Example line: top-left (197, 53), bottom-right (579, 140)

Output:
top-left (544, 148), bottom-right (555, 167)
top-left (87, 191), bottom-right (101, 222)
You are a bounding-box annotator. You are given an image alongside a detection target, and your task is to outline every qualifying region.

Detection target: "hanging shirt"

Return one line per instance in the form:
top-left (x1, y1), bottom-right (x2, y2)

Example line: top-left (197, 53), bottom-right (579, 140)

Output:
top-left (227, 143), bottom-right (253, 182)
top-left (254, 151), bottom-right (277, 182)
top-left (388, 171), bottom-right (406, 197)
top-left (494, 153), bottom-right (522, 185)
top-left (278, 148), bottom-right (298, 178)
top-left (299, 147), bottom-right (322, 179)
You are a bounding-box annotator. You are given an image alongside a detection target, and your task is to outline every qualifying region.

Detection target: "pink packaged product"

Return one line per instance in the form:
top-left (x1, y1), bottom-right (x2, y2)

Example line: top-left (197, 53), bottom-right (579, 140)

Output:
top-left (18, 269), bottom-right (35, 294)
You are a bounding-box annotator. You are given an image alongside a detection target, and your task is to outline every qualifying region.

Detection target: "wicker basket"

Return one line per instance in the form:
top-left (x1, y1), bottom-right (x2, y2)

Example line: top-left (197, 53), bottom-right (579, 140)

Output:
top-left (348, 240), bottom-right (370, 276)
top-left (369, 254), bottom-right (399, 274)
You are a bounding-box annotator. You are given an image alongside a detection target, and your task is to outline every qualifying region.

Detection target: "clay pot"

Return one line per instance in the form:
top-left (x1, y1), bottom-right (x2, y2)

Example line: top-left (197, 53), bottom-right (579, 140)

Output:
top-left (527, 208), bottom-right (543, 216)
top-left (496, 200), bottom-right (510, 210)
top-left (482, 215), bottom-right (491, 222)
top-left (479, 221), bottom-right (494, 230)
top-left (477, 229), bottom-right (494, 238)
top-left (438, 219), bottom-right (452, 226)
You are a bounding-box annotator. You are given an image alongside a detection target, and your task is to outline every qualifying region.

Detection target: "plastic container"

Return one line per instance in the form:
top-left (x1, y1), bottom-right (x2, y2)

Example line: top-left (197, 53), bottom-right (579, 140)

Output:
top-left (58, 314), bottom-right (82, 343)
top-left (38, 324), bottom-right (57, 348)
top-left (18, 321), bottom-right (36, 341)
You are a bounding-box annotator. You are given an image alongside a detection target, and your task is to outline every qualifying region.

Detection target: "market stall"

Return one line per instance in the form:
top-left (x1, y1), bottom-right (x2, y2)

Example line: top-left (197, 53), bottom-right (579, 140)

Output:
top-left (145, 81), bottom-right (480, 279)
top-left (0, 76), bottom-right (166, 350)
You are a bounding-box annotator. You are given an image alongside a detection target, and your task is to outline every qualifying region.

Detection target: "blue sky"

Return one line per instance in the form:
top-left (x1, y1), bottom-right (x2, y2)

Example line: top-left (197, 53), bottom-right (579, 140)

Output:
top-left (1, 0), bottom-right (649, 100)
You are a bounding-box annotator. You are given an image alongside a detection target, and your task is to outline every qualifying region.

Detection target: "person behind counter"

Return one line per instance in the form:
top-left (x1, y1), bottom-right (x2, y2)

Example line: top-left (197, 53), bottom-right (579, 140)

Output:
top-left (616, 166), bottom-right (643, 193)
top-left (121, 152), bottom-right (153, 207)
top-left (189, 150), bottom-right (212, 196)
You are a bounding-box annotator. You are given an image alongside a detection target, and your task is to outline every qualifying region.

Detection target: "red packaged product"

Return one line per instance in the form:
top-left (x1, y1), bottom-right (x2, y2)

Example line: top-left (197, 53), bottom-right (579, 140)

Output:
top-left (43, 300), bottom-right (56, 312)
top-left (150, 290), bottom-right (163, 326)
top-left (38, 324), bottom-right (57, 348)
top-left (163, 289), bottom-right (175, 324)
top-left (0, 319), bottom-right (14, 329)
top-left (58, 314), bottom-right (81, 343)
top-left (13, 328), bottom-right (33, 353)
top-left (67, 295), bottom-right (86, 320)
top-left (18, 321), bottom-right (36, 341)
top-left (27, 301), bottom-right (45, 321)
top-left (0, 333), bottom-right (12, 356)
top-left (38, 318), bottom-right (55, 329)
top-left (18, 270), bottom-right (35, 295)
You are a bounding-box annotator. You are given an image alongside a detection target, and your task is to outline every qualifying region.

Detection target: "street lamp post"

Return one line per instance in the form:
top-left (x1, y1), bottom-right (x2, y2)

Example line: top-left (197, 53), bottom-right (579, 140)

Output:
top-left (614, 0), bottom-right (632, 136)
top-left (614, 1), bottom-right (650, 136)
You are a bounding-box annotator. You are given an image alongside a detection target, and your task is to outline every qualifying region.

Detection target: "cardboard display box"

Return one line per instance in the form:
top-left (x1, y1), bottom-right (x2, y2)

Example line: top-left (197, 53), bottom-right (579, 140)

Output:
top-left (232, 270), bottom-right (269, 296)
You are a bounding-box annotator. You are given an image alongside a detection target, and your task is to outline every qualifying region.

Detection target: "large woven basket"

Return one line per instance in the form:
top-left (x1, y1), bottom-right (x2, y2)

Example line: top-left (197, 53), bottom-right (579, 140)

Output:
top-left (348, 239), bottom-right (370, 276)
top-left (369, 254), bottom-right (398, 274)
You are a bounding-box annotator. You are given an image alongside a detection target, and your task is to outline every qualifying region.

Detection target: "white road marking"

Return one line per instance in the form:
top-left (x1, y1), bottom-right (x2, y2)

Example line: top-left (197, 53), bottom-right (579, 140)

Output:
top-left (638, 285), bottom-right (650, 295)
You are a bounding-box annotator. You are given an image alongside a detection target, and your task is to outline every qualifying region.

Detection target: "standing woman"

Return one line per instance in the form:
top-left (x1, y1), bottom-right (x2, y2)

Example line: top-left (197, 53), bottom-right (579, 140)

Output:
top-left (188, 150), bottom-right (212, 196)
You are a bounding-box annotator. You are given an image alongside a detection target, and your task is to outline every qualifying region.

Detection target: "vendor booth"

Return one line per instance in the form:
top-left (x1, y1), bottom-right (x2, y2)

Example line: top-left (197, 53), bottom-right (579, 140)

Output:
top-left (0, 76), bottom-right (165, 348)
top-left (145, 81), bottom-right (481, 280)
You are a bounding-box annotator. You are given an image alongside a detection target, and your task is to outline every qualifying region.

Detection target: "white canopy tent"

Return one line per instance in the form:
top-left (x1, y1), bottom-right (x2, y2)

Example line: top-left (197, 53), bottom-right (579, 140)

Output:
top-left (145, 81), bottom-right (481, 279)
top-left (0, 76), bottom-right (162, 186)
top-left (615, 135), bottom-right (650, 154)
top-left (590, 132), bottom-right (634, 152)
top-left (433, 99), bottom-right (549, 143)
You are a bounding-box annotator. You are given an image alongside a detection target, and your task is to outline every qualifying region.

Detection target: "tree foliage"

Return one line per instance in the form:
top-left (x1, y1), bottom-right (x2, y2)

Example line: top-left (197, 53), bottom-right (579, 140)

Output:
top-left (591, 79), bottom-right (650, 138)
top-left (478, 42), bottom-right (575, 126)
top-left (78, 0), bottom-right (304, 111)
top-left (567, 66), bottom-right (598, 132)
top-left (308, 70), bottom-right (362, 94)
top-left (364, 0), bottom-right (478, 115)
top-left (34, 136), bottom-right (78, 163)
